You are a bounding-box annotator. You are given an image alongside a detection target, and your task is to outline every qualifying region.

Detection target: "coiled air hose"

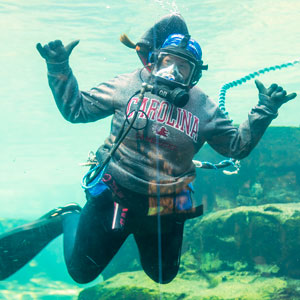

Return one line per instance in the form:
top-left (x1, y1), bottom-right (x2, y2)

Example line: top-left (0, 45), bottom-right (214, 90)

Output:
top-left (193, 59), bottom-right (300, 174)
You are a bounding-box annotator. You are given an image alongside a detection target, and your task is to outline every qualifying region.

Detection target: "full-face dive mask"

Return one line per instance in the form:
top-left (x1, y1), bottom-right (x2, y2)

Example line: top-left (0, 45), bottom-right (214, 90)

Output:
top-left (151, 34), bottom-right (208, 107)
top-left (120, 14), bottom-right (208, 107)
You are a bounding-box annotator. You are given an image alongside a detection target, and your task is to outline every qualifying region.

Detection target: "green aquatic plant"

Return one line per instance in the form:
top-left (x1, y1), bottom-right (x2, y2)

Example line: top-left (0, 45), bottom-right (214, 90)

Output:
top-left (189, 296), bottom-right (221, 300)
top-left (272, 279), bottom-right (300, 300)
top-left (200, 252), bottom-right (223, 273)
top-left (197, 270), bottom-right (220, 289)
top-left (180, 250), bottom-right (200, 271)
top-left (254, 264), bottom-right (280, 276)
top-left (233, 261), bottom-right (248, 271)
top-left (250, 182), bottom-right (263, 198)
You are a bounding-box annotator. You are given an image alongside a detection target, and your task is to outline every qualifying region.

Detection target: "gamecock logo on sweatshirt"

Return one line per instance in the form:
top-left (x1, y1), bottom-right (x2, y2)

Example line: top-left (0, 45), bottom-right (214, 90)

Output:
top-left (152, 125), bottom-right (169, 139)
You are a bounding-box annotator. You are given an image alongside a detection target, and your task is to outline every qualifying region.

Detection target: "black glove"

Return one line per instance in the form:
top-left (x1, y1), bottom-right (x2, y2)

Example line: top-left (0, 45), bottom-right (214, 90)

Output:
top-left (255, 79), bottom-right (297, 112)
top-left (36, 40), bottom-right (79, 63)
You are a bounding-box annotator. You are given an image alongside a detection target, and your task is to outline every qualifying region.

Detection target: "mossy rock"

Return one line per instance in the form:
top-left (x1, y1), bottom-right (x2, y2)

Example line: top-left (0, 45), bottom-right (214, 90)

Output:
top-left (78, 285), bottom-right (181, 300)
top-left (183, 203), bottom-right (300, 278)
top-left (78, 272), bottom-right (187, 300)
top-left (78, 270), bottom-right (294, 300)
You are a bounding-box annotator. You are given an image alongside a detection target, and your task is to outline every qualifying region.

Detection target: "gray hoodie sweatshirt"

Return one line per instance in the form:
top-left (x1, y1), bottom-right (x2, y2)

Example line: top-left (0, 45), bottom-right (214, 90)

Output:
top-left (46, 61), bottom-right (278, 196)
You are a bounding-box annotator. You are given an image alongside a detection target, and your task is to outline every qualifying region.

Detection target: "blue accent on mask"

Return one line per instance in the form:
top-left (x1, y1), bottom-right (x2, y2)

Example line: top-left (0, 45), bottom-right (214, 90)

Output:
top-left (162, 33), bottom-right (202, 61)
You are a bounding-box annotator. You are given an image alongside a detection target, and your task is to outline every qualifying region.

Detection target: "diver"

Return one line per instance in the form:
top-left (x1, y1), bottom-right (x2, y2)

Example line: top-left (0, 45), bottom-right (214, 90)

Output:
top-left (0, 13), bottom-right (297, 284)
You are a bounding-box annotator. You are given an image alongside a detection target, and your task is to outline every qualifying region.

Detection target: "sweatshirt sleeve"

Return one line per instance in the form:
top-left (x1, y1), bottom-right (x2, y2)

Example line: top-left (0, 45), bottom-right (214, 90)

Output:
top-left (46, 60), bottom-right (116, 123)
top-left (203, 95), bottom-right (278, 160)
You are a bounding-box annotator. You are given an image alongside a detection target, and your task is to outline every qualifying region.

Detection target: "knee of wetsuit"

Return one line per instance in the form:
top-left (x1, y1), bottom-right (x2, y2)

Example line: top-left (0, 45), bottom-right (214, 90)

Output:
top-left (144, 264), bottom-right (179, 284)
top-left (66, 264), bottom-right (102, 284)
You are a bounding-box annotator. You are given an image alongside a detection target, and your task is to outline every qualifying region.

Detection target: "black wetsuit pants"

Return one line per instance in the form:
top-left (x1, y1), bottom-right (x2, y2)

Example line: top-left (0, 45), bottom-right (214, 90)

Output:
top-left (62, 187), bottom-right (184, 284)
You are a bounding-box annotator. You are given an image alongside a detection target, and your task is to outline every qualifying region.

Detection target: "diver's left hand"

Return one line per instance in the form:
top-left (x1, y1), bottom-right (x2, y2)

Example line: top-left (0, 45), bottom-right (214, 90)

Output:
top-left (255, 79), bottom-right (297, 111)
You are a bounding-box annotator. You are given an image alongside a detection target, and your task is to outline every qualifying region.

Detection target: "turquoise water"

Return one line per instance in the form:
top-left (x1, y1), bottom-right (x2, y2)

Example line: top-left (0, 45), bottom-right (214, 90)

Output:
top-left (0, 0), bottom-right (300, 298)
top-left (0, 0), bottom-right (299, 218)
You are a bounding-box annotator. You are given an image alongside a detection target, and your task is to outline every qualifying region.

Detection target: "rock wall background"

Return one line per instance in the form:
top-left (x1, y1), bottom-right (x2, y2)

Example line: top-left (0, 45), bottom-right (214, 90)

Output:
top-left (193, 126), bottom-right (300, 211)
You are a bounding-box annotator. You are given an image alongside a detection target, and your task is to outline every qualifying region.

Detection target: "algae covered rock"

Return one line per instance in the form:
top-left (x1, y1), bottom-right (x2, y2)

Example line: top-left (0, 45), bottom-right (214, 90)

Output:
top-left (78, 270), bottom-right (295, 300)
top-left (182, 203), bottom-right (300, 278)
top-left (78, 272), bottom-right (187, 300)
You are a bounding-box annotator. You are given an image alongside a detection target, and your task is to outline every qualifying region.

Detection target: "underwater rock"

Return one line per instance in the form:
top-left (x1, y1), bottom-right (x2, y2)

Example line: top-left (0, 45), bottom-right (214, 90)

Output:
top-left (78, 272), bottom-right (182, 300)
top-left (78, 270), bottom-right (300, 300)
top-left (193, 126), bottom-right (300, 210)
top-left (182, 203), bottom-right (300, 278)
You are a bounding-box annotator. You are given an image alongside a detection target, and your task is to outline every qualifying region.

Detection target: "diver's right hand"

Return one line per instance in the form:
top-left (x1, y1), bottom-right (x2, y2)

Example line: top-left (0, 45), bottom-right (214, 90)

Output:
top-left (36, 40), bottom-right (79, 63)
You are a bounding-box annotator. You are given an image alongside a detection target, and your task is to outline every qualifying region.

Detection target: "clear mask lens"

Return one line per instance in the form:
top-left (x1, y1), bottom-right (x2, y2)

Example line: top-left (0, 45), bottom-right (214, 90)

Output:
top-left (154, 53), bottom-right (195, 86)
top-left (156, 64), bottom-right (184, 83)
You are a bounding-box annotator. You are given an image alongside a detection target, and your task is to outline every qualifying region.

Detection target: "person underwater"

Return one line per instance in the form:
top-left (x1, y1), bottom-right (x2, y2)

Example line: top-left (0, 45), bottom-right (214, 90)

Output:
top-left (0, 13), bottom-right (297, 284)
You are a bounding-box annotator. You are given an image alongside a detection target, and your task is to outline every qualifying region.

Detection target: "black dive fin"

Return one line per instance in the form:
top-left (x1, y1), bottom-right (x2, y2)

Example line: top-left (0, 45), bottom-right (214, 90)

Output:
top-left (0, 203), bottom-right (81, 280)
top-left (0, 216), bottom-right (62, 280)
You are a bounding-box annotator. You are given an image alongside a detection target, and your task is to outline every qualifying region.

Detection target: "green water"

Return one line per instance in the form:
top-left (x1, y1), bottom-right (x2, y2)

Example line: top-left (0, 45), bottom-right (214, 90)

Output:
top-left (0, 0), bottom-right (300, 299)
